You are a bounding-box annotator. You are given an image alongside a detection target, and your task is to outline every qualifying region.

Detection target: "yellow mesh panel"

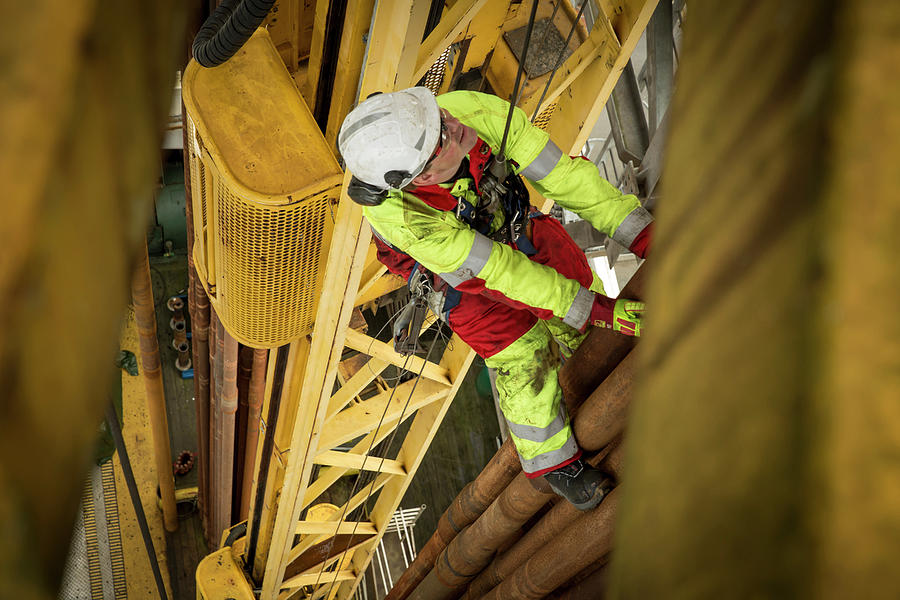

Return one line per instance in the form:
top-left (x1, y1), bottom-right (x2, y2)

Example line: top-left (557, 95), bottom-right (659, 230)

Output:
top-left (533, 100), bottom-right (558, 131)
top-left (182, 29), bottom-right (344, 348)
top-left (212, 180), bottom-right (336, 347)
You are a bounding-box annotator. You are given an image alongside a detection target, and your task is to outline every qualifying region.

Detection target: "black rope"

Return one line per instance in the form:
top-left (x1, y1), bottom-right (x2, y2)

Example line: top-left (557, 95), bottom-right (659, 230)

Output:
top-left (105, 403), bottom-right (169, 600)
top-left (497, 0), bottom-right (541, 163)
top-left (531, 0), bottom-right (592, 122)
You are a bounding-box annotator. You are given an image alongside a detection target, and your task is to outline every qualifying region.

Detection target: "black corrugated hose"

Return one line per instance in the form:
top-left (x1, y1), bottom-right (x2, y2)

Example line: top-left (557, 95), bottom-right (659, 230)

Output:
top-left (192, 0), bottom-right (278, 67)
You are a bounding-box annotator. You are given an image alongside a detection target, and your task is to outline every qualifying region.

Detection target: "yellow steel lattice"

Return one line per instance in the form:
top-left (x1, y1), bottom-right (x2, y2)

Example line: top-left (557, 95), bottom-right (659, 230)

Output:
top-left (533, 99), bottom-right (558, 131)
top-left (421, 46), bottom-right (452, 94)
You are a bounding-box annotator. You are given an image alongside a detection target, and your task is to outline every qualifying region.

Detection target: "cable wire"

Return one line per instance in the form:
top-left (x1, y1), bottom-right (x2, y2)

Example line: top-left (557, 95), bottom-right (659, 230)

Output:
top-left (497, 0), bottom-right (540, 163)
top-left (530, 0), bottom-right (592, 122)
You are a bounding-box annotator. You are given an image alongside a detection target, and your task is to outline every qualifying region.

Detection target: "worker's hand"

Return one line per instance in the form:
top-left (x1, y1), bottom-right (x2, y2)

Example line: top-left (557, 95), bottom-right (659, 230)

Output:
top-left (587, 295), bottom-right (645, 337)
top-left (393, 301), bottom-right (415, 349)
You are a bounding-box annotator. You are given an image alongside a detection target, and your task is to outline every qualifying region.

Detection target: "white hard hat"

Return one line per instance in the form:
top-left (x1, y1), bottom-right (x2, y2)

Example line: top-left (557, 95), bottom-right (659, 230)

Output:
top-left (338, 87), bottom-right (441, 190)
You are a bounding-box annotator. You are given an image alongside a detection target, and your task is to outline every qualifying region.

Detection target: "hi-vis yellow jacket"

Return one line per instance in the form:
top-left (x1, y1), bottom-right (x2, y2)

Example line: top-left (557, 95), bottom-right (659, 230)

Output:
top-left (363, 91), bottom-right (652, 331)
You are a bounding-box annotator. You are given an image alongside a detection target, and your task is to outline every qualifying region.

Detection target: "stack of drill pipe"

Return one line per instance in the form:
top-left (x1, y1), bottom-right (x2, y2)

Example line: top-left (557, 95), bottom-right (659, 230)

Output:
top-left (386, 440), bottom-right (522, 600)
top-left (409, 350), bottom-right (636, 599)
top-left (479, 488), bottom-right (620, 600)
top-left (536, 558), bottom-right (608, 600)
top-left (183, 135), bottom-right (213, 542)
top-left (463, 441), bottom-right (625, 599)
top-left (390, 267), bottom-right (646, 600)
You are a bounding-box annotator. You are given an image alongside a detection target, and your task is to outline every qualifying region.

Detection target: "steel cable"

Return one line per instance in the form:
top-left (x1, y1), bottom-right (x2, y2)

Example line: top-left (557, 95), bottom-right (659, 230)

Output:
top-left (530, 0), bottom-right (592, 123)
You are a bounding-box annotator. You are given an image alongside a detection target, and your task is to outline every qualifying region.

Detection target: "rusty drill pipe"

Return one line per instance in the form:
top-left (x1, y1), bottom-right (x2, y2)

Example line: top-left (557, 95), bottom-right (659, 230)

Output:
top-left (131, 241), bottom-right (178, 532)
top-left (572, 350), bottom-right (636, 452)
top-left (463, 442), bottom-right (622, 599)
top-left (456, 348), bottom-right (637, 598)
top-left (182, 130), bottom-right (213, 542)
top-left (210, 314), bottom-right (224, 537)
top-left (233, 345), bottom-right (252, 521)
top-left (544, 563), bottom-right (609, 600)
top-left (240, 348), bottom-right (268, 520)
top-left (386, 438), bottom-right (521, 600)
top-left (558, 267), bottom-right (644, 408)
top-left (175, 341), bottom-right (192, 371)
top-left (192, 275), bottom-right (212, 539)
top-left (219, 328), bottom-right (239, 531)
top-left (411, 473), bottom-right (557, 600)
top-left (480, 488), bottom-right (620, 600)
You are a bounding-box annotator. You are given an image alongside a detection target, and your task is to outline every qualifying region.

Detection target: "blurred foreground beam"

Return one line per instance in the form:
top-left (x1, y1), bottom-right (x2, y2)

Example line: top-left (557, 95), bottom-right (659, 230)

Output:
top-left (612, 2), bottom-right (900, 598)
top-left (0, 2), bottom-right (186, 598)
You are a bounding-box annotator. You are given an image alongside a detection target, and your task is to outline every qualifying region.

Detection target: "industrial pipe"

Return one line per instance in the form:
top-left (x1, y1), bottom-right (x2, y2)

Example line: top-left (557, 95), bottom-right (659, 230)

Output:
top-left (233, 346), bottom-right (252, 521)
top-left (183, 119), bottom-right (212, 543)
top-left (410, 473), bottom-right (557, 600)
top-left (463, 442), bottom-right (623, 599)
top-left (544, 563), bottom-right (608, 600)
top-left (572, 350), bottom-right (636, 452)
top-left (240, 348), bottom-right (268, 520)
top-left (434, 345), bottom-right (637, 597)
top-left (479, 488), bottom-right (620, 600)
top-left (210, 314), bottom-right (224, 537)
top-left (131, 239), bottom-right (178, 532)
top-left (220, 327), bottom-right (239, 531)
top-left (386, 439), bottom-right (521, 600)
top-left (558, 267), bottom-right (644, 408)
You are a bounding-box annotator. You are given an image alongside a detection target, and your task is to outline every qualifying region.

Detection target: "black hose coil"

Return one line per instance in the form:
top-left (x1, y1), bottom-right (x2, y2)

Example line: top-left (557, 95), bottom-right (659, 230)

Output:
top-left (192, 0), bottom-right (278, 67)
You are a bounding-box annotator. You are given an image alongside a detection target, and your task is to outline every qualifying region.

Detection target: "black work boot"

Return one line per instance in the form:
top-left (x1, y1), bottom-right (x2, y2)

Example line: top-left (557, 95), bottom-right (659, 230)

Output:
top-left (543, 459), bottom-right (613, 511)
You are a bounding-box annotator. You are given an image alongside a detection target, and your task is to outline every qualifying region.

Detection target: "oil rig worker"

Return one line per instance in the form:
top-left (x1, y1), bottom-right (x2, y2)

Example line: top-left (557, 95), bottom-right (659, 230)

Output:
top-left (337, 88), bottom-right (652, 511)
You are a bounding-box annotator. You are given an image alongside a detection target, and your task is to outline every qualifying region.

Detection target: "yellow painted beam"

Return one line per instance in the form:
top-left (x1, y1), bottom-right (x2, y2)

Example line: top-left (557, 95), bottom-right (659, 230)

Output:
top-left (324, 0), bottom-right (377, 146)
top-left (343, 329), bottom-right (452, 385)
top-left (519, 15), bottom-right (621, 118)
top-left (551, 0), bottom-right (659, 155)
top-left (354, 272), bottom-right (406, 307)
top-left (325, 356), bottom-right (390, 419)
top-left (395, 1), bottom-right (433, 89)
top-left (313, 450), bottom-right (407, 476)
top-left (282, 570), bottom-right (357, 589)
top-left (413, 0), bottom-right (491, 84)
top-left (295, 521), bottom-right (377, 536)
top-left (289, 475), bottom-right (391, 563)
top-left (315, 378), bottom-right (450, 450)
top-left (300, 417), bottom-right (402, 511)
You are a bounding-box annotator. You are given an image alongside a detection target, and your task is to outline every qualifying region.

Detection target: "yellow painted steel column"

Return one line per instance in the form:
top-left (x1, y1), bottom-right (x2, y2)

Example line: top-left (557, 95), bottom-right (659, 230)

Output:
top-left (132, 240), bottom-right (178, 532)
top-left (611, 2), bottom-right (900, 598)
top-left (0, 1), bottom-right (185, 597)
top-left (260, 1), bottom-right (431, 596)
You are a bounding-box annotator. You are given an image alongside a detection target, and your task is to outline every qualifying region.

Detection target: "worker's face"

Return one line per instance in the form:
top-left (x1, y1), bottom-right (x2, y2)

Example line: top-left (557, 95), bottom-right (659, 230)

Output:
top-left (411, 109), bottom-right (478, 187)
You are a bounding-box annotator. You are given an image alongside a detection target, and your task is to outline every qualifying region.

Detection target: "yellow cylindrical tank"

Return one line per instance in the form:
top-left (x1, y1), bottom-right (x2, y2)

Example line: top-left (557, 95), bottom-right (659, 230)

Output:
top-left (183, 28), bottom-right (343, 348)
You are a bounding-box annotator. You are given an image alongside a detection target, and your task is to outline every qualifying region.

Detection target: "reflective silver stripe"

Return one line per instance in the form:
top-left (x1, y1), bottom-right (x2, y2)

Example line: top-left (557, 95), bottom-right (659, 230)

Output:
top-left (611, 206), bottom-right (654, 248)
top-left (506, 405), bottom-right (568, 443)
top-left (439, 233), bottom-right (493, 287)
top-left (519, 435), bottom-right (579, 474)
top-left (338, 111), bottom-right (390, 148)
top-left (370, 226), bottom-right (393, 248)
top-left (562, 286), bottom-right (593, 330)
top-left (519, 140), bottom-right (563, 181)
